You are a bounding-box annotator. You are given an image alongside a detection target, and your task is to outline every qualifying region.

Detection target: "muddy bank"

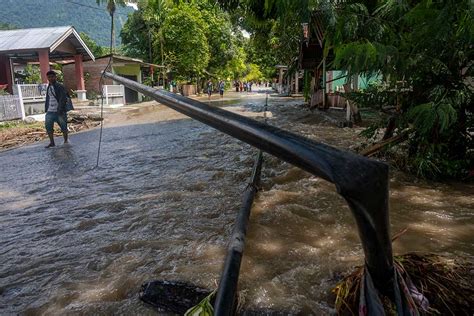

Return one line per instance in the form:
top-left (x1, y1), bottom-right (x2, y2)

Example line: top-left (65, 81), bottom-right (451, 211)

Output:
top-left (0, 111), bottom-right (101, 151)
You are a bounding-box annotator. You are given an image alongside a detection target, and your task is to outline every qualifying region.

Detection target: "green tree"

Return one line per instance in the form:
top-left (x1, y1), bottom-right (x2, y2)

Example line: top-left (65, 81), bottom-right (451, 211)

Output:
top-left (79, 32), bottom-right (106, 57)
top-left (121, 9), bottom-right (150, 61)
top-left (121, 1), bottom-right (174, 65)
top-left (222, 46), bottom-right (247, 80)
top-left (121, 0), bottom-right (252, 82)
top-left (198, 5), bottom-right (235, 73)
top-left (245, 33), bottom-right (275, 79)
top-left (23, 65), bottom-right (41, 84)
top-left (0, 22), bottom-right (17, 30)
top-left (143, 0), bottom-right (171, 64)
top-left (221, 0), bottom-right (315, 79)
top-left (322, 0), bottom-right (473, 178)
top-left (161, 5), bottom-right (210, 81)
top-left (96, 0), bottom-right (127, 51)
top-left (244, 63), bottom-right (263, 82)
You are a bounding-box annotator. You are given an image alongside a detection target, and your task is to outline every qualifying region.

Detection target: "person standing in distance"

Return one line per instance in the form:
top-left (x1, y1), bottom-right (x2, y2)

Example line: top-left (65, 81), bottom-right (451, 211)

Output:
top-left (218, 80), bottom-right (225, 98)
top-left (44, 70), bottom-right (69, 148)
top-left (206, 79), bottom-right (213, 100)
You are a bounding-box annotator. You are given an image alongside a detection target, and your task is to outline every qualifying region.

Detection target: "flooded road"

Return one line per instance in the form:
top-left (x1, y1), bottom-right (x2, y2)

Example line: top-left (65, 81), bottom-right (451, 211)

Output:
top-left (1, 91), bottom-right (473, 315)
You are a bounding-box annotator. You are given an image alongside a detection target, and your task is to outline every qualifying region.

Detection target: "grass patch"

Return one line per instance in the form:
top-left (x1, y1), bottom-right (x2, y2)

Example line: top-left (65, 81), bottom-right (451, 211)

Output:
top-left (0, 120), bottom-right (43, 130)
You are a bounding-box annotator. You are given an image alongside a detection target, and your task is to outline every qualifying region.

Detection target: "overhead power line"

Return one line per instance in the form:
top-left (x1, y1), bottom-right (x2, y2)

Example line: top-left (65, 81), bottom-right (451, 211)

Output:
top-left (65, 0), bottom-right (130, 16)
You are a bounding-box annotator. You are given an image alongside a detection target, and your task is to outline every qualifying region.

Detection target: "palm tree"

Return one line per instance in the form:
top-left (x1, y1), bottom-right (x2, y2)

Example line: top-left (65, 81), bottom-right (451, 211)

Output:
top-left (143, 0), bottom-right (170, 83)
top-left (96, 0), bottom-right (126, 53)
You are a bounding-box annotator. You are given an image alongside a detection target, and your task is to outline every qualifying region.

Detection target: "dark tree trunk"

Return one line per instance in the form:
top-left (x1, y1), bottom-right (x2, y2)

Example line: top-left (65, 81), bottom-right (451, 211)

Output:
top-left (382, 115), bottom-right (398, 140)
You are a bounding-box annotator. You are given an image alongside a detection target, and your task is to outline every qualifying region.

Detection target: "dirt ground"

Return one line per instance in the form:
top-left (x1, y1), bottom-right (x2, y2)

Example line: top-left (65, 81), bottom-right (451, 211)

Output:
top-left (0, 101), bottom-right (165, 151)
top-left (0, 110), bottom-right (103, 151)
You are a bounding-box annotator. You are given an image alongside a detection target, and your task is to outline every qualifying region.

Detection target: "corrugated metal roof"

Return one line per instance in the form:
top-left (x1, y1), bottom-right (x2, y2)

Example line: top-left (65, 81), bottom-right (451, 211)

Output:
top-left (0, 26), bottom-right (72, 51)
top-left (0, 26), bottom-right (94, 60)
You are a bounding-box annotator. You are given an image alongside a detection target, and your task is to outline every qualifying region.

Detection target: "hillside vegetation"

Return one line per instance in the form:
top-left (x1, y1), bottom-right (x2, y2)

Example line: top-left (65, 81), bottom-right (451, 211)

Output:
top-left (0, 0), bottom-right (132, 45)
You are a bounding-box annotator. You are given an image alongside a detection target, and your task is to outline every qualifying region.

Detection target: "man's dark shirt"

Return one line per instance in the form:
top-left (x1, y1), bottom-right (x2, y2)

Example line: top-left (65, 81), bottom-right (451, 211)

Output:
top-left (45, 82), bottom-right (68, 114)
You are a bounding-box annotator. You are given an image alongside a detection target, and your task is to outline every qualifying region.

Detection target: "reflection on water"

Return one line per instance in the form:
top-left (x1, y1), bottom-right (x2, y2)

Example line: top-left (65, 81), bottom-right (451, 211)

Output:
top-left (0, 94), bottom-right (473, 315)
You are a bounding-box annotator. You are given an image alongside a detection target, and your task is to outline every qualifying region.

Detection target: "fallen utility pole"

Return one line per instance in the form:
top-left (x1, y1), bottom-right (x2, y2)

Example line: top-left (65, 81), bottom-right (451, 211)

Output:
top-left (214, 150), bottom-right (263, 316)
top-left (103, 73), bottom-right (402, 313)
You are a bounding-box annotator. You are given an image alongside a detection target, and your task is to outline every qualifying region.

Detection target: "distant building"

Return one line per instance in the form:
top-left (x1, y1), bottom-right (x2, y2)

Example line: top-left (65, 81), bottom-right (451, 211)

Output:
top-left (62, 54), bottom-right (165, 104)
top-left (298, 12), bottom-right (378, 109)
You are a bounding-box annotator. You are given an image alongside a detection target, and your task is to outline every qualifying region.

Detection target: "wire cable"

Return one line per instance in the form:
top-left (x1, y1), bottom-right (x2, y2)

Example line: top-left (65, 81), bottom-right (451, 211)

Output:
top-left (264, 92), bottom-right (268, 123)
top-left (95, 11), bottom-right (115, 168)
top-left (65, 0), bottom-right (129, 16)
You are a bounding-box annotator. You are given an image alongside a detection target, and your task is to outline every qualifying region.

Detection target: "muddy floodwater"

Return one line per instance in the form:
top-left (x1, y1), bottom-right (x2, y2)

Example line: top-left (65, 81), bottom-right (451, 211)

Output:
top-left (1, 91), bottom-right (473, 315)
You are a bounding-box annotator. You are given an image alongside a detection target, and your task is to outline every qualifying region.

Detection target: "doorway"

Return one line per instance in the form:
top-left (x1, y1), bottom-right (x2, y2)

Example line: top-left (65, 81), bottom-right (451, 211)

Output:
top-left (122, 75), bottom-right (139, 103)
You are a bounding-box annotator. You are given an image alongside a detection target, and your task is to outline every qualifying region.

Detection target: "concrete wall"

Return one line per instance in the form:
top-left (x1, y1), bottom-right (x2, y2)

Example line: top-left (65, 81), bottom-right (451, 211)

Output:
top-left (63, 58), bottom-right (113, 96)
top-left (23, 100), bottom-right (45, 115)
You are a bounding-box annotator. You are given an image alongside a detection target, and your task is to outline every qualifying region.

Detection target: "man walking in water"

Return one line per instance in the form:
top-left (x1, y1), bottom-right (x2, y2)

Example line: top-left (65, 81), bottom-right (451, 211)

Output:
top-left (44, 70), bottom-right (69, 148)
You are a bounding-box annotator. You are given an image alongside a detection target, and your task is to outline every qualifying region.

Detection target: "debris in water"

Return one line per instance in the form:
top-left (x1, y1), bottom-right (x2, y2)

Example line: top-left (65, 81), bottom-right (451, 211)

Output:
top-left (140, 280), bottom-right (212, 314)
top-left (333, 253), bottom-right (474, 315)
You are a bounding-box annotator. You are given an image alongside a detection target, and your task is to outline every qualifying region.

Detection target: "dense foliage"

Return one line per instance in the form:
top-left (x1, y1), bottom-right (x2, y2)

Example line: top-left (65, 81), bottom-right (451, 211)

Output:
top-left (120, 0), bottom-right (252, 83)
top-left (23, 65), bottom-right (41, 84)
top-left (0, 0), bottom-right (133, 45)
top-left (219, 0), bottom-right (319, 79)
top-left (323, 0), bottom-right (473, 179)
top-left (161, 5), bottom-right (210, 78)
top-left (0, 23), bottom-right (17, 30)
top-left (79, 32), bottom-right (107, 57)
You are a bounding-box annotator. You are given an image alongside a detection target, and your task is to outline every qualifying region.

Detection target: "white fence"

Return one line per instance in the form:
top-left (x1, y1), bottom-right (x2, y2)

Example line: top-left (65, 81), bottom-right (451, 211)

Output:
top-left (14, 84), bottom-right (48, 101)
top-left (13, 84), bottom-right (48, 116)
top-left (103, 85), bottom-right (125, 107)
top-left (1, 84), bottom-right (126, 121)
top-left (0, 95), bottom-right (25, 121)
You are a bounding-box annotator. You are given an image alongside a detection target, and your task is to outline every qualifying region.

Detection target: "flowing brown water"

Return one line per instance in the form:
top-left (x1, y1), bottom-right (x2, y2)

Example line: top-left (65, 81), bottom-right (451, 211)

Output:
top-left (1, 91), bottom-right (472, 315)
